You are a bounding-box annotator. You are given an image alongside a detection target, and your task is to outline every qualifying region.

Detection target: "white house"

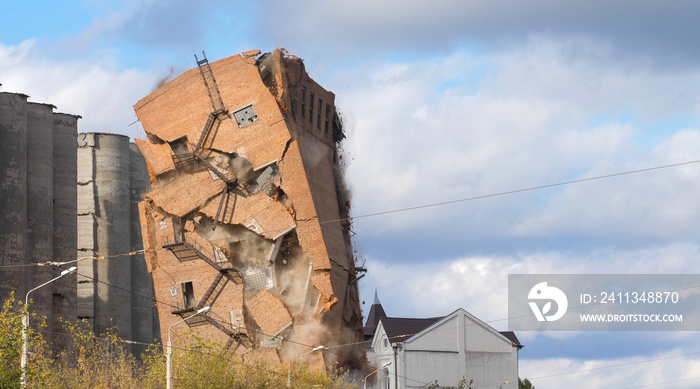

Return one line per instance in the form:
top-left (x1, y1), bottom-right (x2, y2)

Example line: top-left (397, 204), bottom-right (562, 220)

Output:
top-left (365, 295), bottom-right (521, 389)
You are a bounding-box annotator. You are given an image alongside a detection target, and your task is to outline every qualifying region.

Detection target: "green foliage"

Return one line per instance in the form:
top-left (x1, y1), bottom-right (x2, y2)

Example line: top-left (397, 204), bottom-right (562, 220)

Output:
top-left (519, 377), bottom-right (535, 389)
top-left (426, 376), bottom-right (473, 389)
top-left (0, 293), bottom-right (24, 389)
top-left (139, 336), bottom-right (353, 389)
top-left (0, 296), bottom-right (356, 389)
top-left (30, 320), bottom-right (142, 388)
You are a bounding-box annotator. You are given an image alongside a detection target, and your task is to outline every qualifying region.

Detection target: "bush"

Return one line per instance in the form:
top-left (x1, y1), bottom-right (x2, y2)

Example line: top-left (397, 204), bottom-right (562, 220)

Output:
top-left (0, 295), bottom-right (356, 389)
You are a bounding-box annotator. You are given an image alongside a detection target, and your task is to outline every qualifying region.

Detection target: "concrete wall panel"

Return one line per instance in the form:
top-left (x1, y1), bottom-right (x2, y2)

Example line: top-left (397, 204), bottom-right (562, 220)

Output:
top-left (129, 142), bottom-right (158, 353)
top-left (25, 103), bottom-right (55, 340)
top-left (92, 134), bottom-right (133, 338)
top-left (52, 112), bottom-right (79, 350)
top-left (77, 181), bottom-right (96, 214)
top-left (77, 214), bottom-right (96, 251)
top-left (0, 92), bottom-right (28, 299)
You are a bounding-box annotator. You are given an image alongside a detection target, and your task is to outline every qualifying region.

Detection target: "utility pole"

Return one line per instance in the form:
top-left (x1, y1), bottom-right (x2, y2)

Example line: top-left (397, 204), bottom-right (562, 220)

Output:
top-left (167, 306), bottom-right (210, 389)
top-left (287, 345), bottom-right (326, 387)
top-left (392, 342), bottom-right (400, 389)
top-left (22, 266), bottom-right (77, 388)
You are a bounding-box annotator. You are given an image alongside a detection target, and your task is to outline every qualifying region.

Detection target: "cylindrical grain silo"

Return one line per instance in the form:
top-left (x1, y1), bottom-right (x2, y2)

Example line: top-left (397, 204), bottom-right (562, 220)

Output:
top-left (93, 133), bottom-right (133, 339)
top-left (52, 112), bottom-right (80, 350)
top-left (0, 92), bottom-right (28, 300)
top-left (77, 132), bottom-right (133, 340)
top-left (25, 102), bottom-right (56, 340)
top-left (129, 142), bottom-right (157, 354)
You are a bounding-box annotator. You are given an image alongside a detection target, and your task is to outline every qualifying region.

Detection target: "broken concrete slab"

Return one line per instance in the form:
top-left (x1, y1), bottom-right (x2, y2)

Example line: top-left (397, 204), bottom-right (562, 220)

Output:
top-left (134, 138), bottom-right (176, 178)
top-left (199, 191), bottom-right (296, 240)
top-left (145, 169), bottom-right (225, 217)
top-left (246, 289), bottom-right (292, 339)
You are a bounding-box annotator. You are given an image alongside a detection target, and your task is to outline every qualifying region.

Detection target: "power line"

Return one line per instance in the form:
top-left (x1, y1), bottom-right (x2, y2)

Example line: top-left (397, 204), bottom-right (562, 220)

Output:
top-left (25, 256), bottom-right (700, 389)
top-left (325, 158), bottom-right (700, 225)
top-left (528, 350), bottom-right (700, 381)
top-left (5, 157), bottom-right (700, 386)
top-left (622, 376), bottom-right (700, 389)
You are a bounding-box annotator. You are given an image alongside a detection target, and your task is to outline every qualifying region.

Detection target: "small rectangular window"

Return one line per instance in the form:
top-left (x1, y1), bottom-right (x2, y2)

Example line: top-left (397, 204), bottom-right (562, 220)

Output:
top-left (301, 87), bottom-right (306, 118)
top-left (325, 104), bottom-right (330, 134)
top-left (291, 84), bottom-right (298, 116)
top-left (182, 281), bottom-right (195, 309)
top-left (309, 93), bottom-right (315, 123)
top-left (317, 99), bottom-right (322, 129)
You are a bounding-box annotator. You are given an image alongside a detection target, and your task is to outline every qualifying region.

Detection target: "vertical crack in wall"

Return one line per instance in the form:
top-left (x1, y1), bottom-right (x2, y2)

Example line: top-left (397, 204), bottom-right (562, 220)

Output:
top-left (133, 49), bottom-right (366, 371)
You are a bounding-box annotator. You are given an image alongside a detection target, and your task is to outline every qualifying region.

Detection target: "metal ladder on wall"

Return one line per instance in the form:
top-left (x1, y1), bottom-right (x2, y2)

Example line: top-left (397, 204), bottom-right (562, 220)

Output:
top-left (195, 51), bottom-right (227, 115)
top-left (171, 51), bottom-right (228, 164)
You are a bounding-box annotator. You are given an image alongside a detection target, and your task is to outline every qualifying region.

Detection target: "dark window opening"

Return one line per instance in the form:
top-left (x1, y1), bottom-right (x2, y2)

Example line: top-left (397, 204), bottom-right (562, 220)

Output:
top-left (301, 87), bottom-right (306, 118)
top-left (309, 93), bottom-right (314, 123)
top-left (291, 84), bottom-right (298, 116)
top-left (325, 104), bottom-right (330, 134)
top-left (182, 281), bottom-right (195, 309)
top-left (317, 99), bottom-right (322, 129)
top-left (169, 136), bottom-right (190, 155)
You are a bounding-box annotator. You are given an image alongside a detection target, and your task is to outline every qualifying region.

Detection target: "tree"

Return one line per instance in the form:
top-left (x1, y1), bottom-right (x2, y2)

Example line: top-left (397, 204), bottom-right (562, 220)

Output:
top-left (0, 293), bottom-right (24, 389)
top-left (0, 295), bottom-right (357, 388)
top-left (519, 377), bottom-right (535, 389)
top-left (426, 377), bottom-right (473, 389)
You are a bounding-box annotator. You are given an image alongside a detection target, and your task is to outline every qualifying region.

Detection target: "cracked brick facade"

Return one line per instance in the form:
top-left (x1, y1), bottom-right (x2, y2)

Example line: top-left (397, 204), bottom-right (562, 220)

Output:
top-left (134, 49), bottom-right (365, 370)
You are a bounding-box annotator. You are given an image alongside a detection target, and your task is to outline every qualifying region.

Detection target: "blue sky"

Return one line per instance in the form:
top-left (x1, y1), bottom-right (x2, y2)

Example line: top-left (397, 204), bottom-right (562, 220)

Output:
top-left (4, 1), bottom-right (700, 387)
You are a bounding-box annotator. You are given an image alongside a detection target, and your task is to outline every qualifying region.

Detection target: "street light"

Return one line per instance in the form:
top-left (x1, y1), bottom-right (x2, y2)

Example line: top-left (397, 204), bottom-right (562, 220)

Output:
top-left (166, 306), bottom-right (211, 389)
top-left (364, 361), bottom-right (391, 389)
top-left (287, 345), bottom-right (326, 388)
top-left (21, 266), bottom-right (77, 388)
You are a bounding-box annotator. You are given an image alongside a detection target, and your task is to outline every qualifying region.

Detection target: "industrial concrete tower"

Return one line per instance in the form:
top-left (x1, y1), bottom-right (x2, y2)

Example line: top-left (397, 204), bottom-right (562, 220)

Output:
top-left (0, 92), bottom-right (80, 348)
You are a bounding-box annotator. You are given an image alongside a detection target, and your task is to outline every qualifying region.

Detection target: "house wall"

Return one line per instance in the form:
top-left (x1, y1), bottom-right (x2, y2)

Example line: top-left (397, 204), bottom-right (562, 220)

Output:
top-left (371, 312), bottom-right (519, 389)
top-left (404, 314), bottom-right (518, 389)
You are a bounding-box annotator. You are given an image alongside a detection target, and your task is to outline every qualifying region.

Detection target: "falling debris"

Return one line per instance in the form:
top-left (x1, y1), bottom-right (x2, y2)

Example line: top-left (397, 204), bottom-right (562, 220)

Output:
top-left (134, 49), bottom-right (365, 370)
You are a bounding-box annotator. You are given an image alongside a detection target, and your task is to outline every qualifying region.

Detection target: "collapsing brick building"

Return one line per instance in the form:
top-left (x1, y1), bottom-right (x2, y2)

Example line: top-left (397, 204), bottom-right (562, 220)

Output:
top-left (134, 49), bottom-right (365, 368)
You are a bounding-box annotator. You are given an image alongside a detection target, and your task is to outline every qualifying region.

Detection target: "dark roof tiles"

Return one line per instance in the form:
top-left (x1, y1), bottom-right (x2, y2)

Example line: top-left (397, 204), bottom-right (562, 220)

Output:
top-left (381, 316), bottom-right (445, 343)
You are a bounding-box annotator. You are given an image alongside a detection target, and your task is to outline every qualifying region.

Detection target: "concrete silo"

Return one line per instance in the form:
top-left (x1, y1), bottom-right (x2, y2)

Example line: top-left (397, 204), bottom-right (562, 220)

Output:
top-left (1, 89), bottom-right (157, 354)
top-left (0, 92), bottom-right (79, 347)
top-left (0, 93), bottom-right (29, 300)
top-left (77, 132), bottom-right (158, 352)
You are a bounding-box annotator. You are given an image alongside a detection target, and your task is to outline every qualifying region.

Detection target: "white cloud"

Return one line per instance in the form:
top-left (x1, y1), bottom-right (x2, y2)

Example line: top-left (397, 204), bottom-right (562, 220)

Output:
top-left (258, 1), bottom-right (700, 69)
top-left (360, 246), bottom-right (700, 387)
top-left (361, 243), bottom-right (700, 323)
top-left (0, 40), bottom-right (156, 140)
top-left (521, 352), bottom-right (700, 389)
top-left (337, 37), bottom-right (700, 249)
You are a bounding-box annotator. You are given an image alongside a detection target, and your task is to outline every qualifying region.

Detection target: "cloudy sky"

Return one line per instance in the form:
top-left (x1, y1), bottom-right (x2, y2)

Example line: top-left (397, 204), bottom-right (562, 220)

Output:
top-left (4, 1), bottom-right (700, 387)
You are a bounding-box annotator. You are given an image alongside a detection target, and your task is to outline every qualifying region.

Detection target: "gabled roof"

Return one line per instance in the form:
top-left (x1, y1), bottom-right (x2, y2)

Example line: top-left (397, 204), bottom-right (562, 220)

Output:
top-left (381, 316), bottom-right (445, 342)
top-left (401, 309), bottom-right (522, 349)
top-left (498, 331), bottom-right (523, 348)
top-left (364, 293), bottom-right (523, 349)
